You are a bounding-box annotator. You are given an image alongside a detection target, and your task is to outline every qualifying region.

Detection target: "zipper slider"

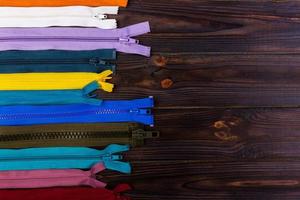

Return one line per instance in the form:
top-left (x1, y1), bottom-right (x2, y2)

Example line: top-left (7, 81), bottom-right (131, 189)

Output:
top-left (119, 37), bottom-right (139, 44)
top-left (132, 129), bottom-right (160, 146)
top-left (130, 109), bottom-right (151, 115)
top-left (93, 14), bottom-right (108, 20)
top-left (89, 58), bottom-right (108, 66)
top-left (102, 154), bottom-right (123, 161)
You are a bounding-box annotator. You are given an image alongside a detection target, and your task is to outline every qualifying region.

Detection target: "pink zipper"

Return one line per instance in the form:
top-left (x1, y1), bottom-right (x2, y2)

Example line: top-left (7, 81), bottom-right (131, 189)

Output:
top-left (0, 163), bottom-right (106, 189)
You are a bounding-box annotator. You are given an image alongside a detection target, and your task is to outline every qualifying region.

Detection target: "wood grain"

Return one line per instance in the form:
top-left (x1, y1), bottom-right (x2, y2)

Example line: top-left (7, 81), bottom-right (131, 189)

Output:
top-left (103, 1), bottom-right (300, 199)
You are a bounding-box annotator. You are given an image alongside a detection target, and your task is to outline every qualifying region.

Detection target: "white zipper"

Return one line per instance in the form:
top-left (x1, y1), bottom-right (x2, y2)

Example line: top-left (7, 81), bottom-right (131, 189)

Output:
top-left (0, 6), bottom-right (118, 29)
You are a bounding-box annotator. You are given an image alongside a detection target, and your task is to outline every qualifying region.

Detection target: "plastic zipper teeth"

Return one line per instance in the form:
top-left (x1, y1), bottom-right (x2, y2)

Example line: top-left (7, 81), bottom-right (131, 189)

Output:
top-left (0, 58), bottom-right (110, 65)
top-left (0, 126), bottom-right (159, 148)
top-left (0, 49), bottom-right (116, 73)
top-left (0, 97), bottom-right (154, 126)
top-left (0, 6), bottom-right (119, 29)
top-left (0, 145), bottom-right (131, 173)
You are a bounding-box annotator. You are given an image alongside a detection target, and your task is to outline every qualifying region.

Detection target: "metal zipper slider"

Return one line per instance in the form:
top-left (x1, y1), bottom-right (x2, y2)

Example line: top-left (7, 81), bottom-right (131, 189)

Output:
top-left (132, 129), bottom-right (160, 146)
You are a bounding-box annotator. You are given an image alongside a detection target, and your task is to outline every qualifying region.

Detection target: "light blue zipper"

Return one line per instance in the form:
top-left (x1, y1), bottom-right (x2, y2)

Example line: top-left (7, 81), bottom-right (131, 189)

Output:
top-left (0, 144), bottom-right (131, 174)
top-left (0, 81), bottom-right (102, 106)
top-left (0, 97), bottom-right (154, 126)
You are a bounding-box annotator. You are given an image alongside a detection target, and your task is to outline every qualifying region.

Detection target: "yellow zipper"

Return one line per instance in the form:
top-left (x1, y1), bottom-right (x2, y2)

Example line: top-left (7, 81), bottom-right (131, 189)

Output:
top-left (0, 70), bottom-right (114, 92)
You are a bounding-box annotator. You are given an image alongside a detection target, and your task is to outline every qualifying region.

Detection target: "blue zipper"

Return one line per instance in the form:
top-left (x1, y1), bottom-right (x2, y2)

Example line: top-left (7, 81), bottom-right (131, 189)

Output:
top-left (0, 97), bottom-right (154, 126)
top-left (0, 81), bottom-right (102, 106)
top-left (0, 144), bottom-right (131, 173)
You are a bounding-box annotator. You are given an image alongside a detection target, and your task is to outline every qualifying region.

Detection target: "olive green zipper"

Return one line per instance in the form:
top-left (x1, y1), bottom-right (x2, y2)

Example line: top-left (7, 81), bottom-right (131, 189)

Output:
top-left (0, 123), bottom-right (159, 148)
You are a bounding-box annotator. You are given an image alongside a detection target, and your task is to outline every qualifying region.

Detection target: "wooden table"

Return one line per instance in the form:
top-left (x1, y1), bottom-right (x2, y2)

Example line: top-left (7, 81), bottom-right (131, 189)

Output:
top-left (100, 1), bottom-right (300, 199)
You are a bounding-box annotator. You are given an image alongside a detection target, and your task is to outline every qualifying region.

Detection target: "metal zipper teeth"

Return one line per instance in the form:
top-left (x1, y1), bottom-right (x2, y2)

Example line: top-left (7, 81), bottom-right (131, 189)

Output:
top-left (0, 131), bottom-right (130, 142)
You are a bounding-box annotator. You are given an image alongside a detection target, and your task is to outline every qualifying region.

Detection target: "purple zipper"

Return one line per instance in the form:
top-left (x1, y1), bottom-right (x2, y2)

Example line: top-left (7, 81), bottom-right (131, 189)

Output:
top-left (0, 22), bottom-right (151, 57)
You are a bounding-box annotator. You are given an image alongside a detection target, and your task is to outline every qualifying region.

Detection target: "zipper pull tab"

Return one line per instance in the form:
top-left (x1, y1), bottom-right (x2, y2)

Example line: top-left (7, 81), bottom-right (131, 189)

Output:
top-left (132, 129), bottom-right (160, 146)
top-left (97, 70), bottom-right (114, 93)
top-left (119, 37), bottom-right (139, 45)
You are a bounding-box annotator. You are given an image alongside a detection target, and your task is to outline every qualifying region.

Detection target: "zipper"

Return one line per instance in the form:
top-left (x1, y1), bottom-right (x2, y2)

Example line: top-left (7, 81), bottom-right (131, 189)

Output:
top-left (0, 58), bottom-right (110, 65)
top-left (0, 70), bottom-right (114, 92)
top-left (0, 22), bottom-right (151, 56)
top-left (0, 163), bottom-right (106, 189)
top-left (0, 109), bottom-right (151, 120)
top-left (0, 185), bottom-right (132, 200)
top-left (0, 123), bottom-right (159, 148)
top-left (0, 0), bottom-right (129, 7)
top-left (0, 81), bottom-right (102, 106)
top-left (0, 49), bottom-right (116, 73)
top-left (0, 145), bottom-right (131, 173)
top-left (0, 6), bottom-right (118, 29)
top-left (0, 97), bottom-right (154, 126)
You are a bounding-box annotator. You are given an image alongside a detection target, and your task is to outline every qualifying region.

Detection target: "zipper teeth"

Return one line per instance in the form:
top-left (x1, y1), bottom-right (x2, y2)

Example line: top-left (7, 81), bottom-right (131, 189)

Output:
top-left (0, 37), bottom-right (119, 41)
top-left (0, 175), bottom-right (88, 181)
top-left (0, 109), bottom-right (129, 120)
top-left (0, 131), bottom-right (130, 142)
top-left (0, 58), bottom-right (109, 65)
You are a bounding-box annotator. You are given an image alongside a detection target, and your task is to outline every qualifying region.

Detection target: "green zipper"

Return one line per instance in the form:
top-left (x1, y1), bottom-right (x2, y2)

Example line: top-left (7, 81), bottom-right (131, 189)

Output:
top-left (0, 123), bottom-right (159, 148)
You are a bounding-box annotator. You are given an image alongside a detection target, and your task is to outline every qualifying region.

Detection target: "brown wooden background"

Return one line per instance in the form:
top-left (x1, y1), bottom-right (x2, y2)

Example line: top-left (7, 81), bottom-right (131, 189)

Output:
top-left (100, 1), bottom-right (300, 199)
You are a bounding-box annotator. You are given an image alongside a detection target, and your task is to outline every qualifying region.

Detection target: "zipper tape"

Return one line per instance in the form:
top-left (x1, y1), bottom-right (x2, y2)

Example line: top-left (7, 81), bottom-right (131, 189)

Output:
top-left (0, 0), bottom-right (128, 7)
top-left (0, 123), bottom-right (160, 148)
top-left (0, 97), bottom-right (154, 126)
top-left (0, 49), bottom-right (116, 73)
top-left (0, 6), bottom-right (119, 29)
top-left (0, 144), bottom-right (131, 173)
top-left (0, 184), bottom-right (132, 200)
top-left (0, 21), bottom-right (151, 57)
top-left (0, 81), bottom-right (102, 106)
top-left (0, 70), bottom-right (114, 92)
top-left (0, 163), bottom-right (106, 189)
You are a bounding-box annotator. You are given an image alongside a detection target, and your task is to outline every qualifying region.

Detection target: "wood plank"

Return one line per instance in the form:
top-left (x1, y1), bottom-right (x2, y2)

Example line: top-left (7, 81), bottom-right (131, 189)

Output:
top-left (97, 53), bottom-right (300, 107)
top-left (117, 1), bottom-right (300, 53)
top-left (103, 161), bottom-right (300, 200)
top-left (153, 108), bottom-right (300, 140)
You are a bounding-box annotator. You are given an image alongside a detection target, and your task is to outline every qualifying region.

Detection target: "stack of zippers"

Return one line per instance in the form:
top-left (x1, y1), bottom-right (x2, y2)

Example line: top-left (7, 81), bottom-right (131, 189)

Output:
top-left (0, 1), bottom-right (158, 199)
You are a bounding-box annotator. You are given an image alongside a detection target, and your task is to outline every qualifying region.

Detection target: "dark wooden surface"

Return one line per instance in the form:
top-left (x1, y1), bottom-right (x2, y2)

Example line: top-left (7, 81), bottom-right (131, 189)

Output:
top-left (102, 1), bottom-right (300, 199)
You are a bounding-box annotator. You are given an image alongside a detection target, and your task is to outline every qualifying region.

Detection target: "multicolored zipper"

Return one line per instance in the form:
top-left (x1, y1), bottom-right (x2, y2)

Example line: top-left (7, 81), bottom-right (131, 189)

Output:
top-left (0, 123), bottom-right (159, 148)
top-left (0, 22), bottom-right (151, 56)
top-left (0, 144), bottom-right (131, 173)
top-left (0, 97), bottom-right (154, 126)
top-left (0, 49), bottom-right (116, 73)
top-left (0, 6), bottom-right (118, 29)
